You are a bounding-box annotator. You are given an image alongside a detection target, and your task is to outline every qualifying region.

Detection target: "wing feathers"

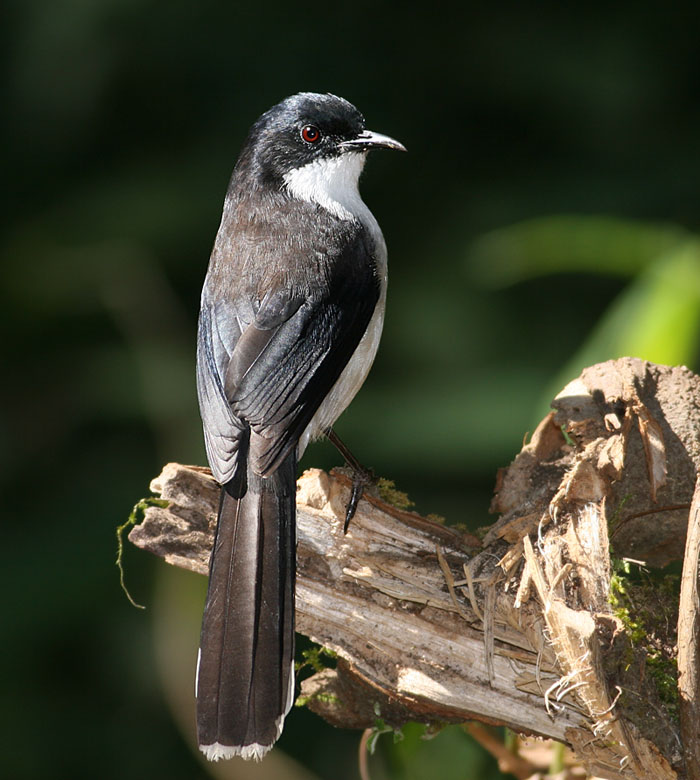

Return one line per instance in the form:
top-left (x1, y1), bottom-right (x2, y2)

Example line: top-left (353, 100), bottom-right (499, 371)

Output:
top-left (197, 224), bottom-right (380, 483)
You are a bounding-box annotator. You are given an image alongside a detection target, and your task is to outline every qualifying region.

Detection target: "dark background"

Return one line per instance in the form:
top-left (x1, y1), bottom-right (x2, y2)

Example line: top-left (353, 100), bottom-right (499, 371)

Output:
top-left (3, 2), bottom-right (700, 778)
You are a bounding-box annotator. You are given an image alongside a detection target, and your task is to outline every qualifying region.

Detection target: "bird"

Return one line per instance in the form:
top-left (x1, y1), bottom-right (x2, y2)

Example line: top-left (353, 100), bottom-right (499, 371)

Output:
top-left (195, 92), bottom-right (405, 761)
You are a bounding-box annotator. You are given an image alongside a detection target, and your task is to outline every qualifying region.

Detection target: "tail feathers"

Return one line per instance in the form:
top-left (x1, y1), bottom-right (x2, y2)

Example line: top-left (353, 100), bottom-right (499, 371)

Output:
top-left (196, 452), bottom-right (296, 760)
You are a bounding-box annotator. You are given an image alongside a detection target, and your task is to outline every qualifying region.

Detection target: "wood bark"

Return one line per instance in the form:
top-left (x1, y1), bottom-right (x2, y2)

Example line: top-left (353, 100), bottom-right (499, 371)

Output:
top-left (678, 477), bottom-right (700, 780)
top-left (129, 358), bottom-right (700, 780)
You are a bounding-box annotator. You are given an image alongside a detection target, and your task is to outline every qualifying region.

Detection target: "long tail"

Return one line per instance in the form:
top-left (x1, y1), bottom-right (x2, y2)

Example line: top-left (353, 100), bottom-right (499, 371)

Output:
top-left (196, 450), bottom-right (296, 761)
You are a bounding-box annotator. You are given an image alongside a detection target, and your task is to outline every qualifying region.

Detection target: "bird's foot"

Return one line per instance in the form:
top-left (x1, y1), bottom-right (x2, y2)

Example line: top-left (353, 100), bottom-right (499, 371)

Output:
top-left (325, 428), bottom-right (376, 533)
top-left (343, 464), bottom-right (376, 533)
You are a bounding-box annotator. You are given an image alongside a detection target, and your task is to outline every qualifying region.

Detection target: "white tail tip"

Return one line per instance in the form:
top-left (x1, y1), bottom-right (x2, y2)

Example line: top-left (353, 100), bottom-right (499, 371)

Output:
top-left (199, 741), bottom-right (272, 762)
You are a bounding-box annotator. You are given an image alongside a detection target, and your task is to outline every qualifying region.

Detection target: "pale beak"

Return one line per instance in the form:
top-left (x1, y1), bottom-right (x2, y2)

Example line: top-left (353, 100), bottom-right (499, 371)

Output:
top-left (340, 130), bottom-right (407, 153)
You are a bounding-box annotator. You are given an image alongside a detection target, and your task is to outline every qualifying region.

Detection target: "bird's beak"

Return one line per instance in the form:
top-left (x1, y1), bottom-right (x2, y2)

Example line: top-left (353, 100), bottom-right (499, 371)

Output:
top-left (340, 130), bottom-right (407, 153)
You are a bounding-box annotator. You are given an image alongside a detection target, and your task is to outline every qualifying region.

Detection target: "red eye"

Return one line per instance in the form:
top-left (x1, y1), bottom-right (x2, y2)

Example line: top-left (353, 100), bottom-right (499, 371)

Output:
top-left (301, 125), bottom-right (321, 143)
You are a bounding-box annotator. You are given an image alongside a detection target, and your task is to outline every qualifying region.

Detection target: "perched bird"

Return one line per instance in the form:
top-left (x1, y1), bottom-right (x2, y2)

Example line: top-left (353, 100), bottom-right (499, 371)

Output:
top-left (195, 92), bottom-right (405, 761)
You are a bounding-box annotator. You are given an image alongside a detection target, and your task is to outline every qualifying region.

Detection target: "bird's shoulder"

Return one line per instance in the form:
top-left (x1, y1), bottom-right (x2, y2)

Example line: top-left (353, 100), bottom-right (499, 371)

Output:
top-left (203, 191), bottom-right (379, 306)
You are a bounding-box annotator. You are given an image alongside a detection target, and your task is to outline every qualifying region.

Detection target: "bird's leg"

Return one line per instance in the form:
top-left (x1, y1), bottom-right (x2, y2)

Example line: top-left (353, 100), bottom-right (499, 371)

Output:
top-left (325, 428), bottom-right (375, 533)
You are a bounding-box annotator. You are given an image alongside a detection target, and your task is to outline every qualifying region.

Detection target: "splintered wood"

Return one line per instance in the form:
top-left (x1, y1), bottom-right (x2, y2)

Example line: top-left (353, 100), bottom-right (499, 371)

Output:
top-left (129, 359), bottom-right (700, 780)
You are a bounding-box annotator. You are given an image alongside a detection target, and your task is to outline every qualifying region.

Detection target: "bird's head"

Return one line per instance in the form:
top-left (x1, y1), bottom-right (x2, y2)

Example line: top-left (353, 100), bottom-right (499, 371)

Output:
top-left (240, 93), bottom-right (405, 210)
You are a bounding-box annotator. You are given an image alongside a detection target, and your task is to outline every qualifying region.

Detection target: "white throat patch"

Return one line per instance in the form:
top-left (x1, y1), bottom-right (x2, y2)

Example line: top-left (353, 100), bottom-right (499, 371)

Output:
top-left (283, 152), bottom-right (368, 221)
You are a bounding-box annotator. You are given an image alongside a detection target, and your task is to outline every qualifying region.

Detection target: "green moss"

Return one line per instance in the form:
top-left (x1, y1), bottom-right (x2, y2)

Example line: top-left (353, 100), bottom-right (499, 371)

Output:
top-left (560, 425), bottom-right (576, 446)
top-left (377, 477), bottom-right (415, 511)
top-left (294, 691), bottom-right (340, 708)
top-left (608, 558), bottom-right (680, 720)
top-left (115, 496), bottom-right (169, 609)
top-left (366, 703), bottom-right (405, 754)
top-left (607, 493), bottom-right (632, 532)
top-left (295, 644), bottom-right (337, 674)
top-left (294, 644), bottom-right (340, 710)
top-left (375, 478), bottom-right (449, 526)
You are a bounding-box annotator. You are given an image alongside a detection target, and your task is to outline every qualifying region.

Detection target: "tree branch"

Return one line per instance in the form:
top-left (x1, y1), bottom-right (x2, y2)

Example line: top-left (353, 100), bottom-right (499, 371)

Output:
top-left (129, 358), bottom-right (700, 780)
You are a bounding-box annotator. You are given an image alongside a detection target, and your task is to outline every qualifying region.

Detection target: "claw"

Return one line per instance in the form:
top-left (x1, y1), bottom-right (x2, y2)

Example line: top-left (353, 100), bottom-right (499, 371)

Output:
top-left (343, 468), bottom-right (374, 533)
top-left (326, 428), bottom-right (375, 533)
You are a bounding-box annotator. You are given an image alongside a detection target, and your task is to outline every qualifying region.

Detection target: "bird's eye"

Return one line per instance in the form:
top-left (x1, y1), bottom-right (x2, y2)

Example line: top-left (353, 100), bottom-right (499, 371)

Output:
top-left (301, 125), bottom-right (321, 144)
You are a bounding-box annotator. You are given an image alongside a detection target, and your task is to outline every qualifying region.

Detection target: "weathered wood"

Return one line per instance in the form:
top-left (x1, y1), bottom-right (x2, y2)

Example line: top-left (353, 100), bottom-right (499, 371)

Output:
top-left (678, 477), bottom-right (700, 780)
top-left (129, 359), bottom-right (700, 780)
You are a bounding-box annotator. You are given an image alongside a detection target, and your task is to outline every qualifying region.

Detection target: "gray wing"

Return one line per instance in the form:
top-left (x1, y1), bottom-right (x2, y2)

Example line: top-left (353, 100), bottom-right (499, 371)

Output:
top-left (196, 300), bottom-right (247, 485)
top-left (196, 238), bottom-right (379, 485)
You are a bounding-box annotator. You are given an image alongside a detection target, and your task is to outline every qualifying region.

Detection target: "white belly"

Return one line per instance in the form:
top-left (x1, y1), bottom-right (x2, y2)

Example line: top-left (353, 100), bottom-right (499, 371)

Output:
top-left (283, 148), bottom-right (388, 456)
top-left (298, 280), bottom-right (386, 457)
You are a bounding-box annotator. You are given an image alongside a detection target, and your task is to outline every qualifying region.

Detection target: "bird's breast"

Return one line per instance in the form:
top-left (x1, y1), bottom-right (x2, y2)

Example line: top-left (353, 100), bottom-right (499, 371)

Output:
top-left (298, 220), bottom-right (387, 456)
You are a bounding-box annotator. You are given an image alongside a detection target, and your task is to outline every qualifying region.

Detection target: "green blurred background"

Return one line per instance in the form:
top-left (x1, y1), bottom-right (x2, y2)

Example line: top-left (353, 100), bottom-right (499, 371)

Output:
top-left (3, 1), bottom-right (700, 778)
